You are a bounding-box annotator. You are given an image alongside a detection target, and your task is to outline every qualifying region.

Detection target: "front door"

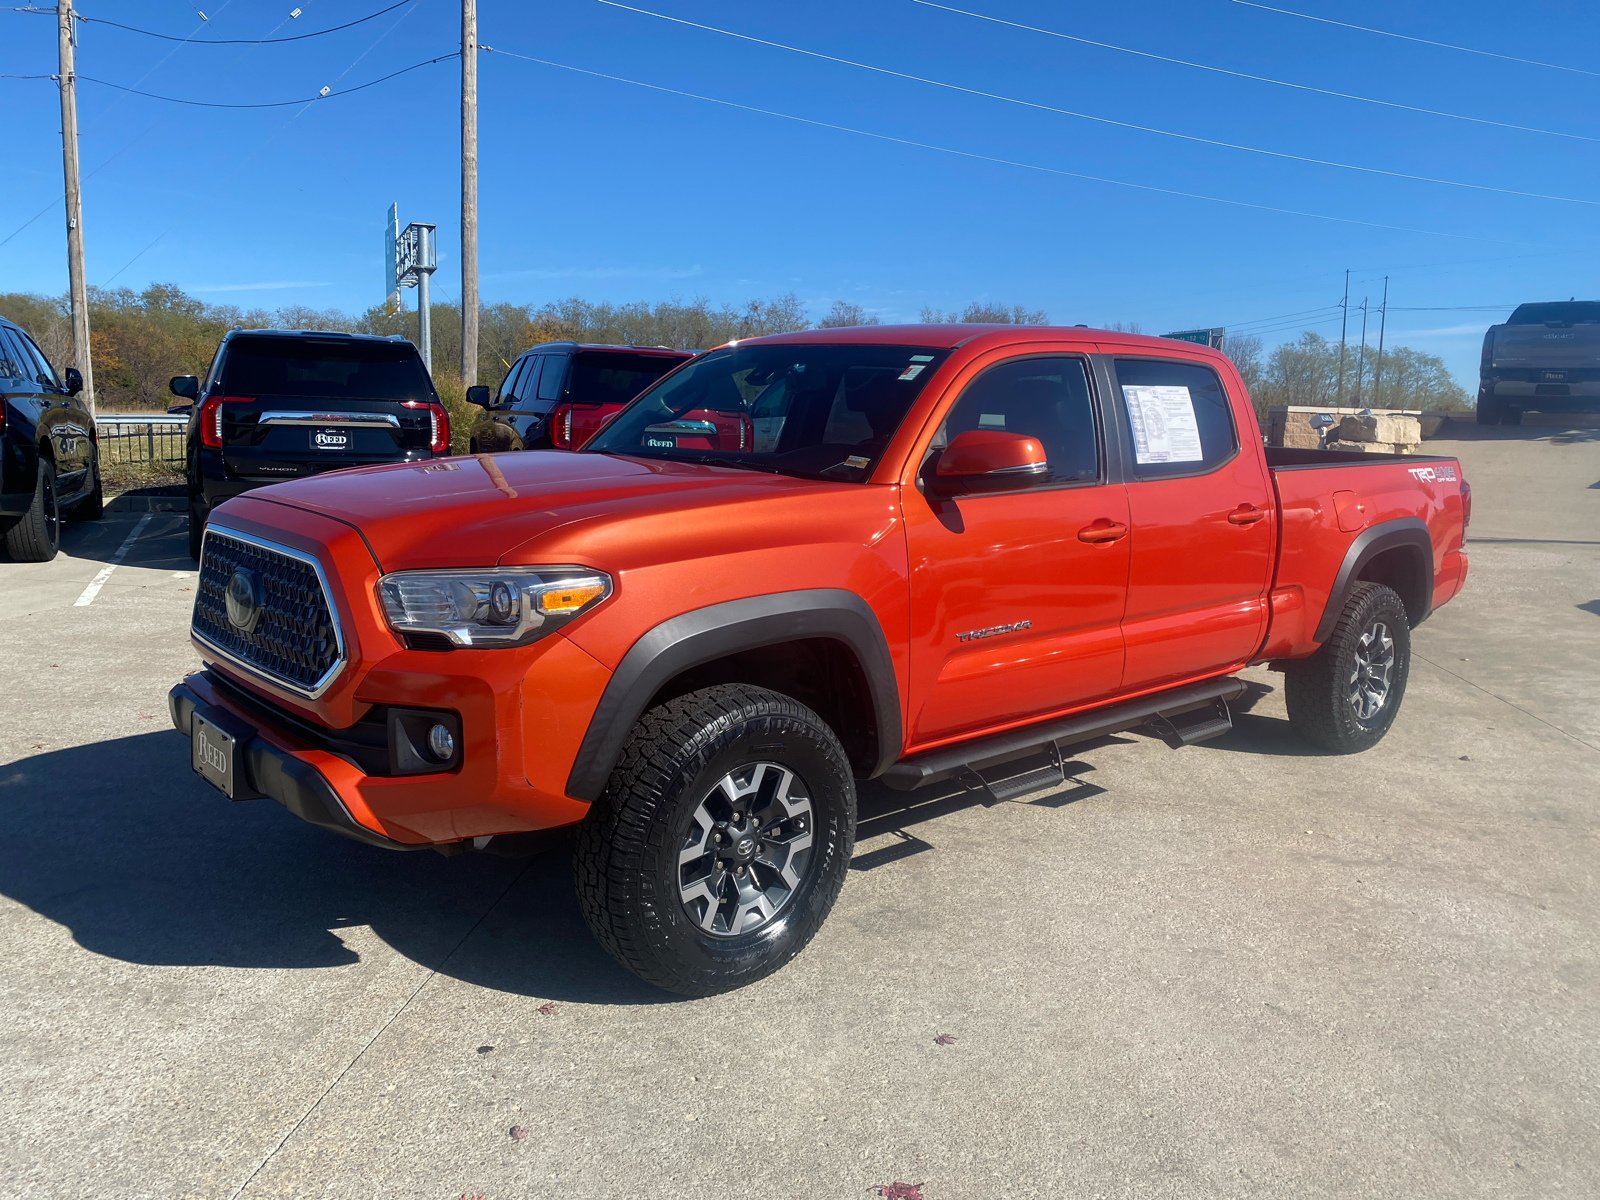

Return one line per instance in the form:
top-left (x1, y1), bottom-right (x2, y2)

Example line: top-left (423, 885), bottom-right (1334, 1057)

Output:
top-left (1109, 354), bottom-right (1275, 689)
top-left (905, 354), bottom-right (1130, 746)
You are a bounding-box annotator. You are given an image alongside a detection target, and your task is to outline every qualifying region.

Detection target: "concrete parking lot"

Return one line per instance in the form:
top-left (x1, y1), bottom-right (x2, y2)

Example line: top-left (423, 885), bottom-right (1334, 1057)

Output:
top-left (2, 421), bottom-right (1596, 1199)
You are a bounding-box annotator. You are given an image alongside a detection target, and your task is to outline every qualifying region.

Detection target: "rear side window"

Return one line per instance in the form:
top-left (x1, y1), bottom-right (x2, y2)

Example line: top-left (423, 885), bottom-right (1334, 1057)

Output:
top-left (0, 329), bottom-right (34, 382)
top-left (1113, 358), bottom-right (1237, 479)
top-left (221, 337), bottom-right (431, 400)
top-left (566, 351), bottom-right (680, 407)
top-left (937, 356), bottom-right (1100, 487)
top-left (538, 355), bottom-right (568, 402)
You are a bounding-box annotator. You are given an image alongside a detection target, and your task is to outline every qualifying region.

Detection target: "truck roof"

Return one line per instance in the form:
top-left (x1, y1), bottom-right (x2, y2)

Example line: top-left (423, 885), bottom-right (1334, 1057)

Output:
top-left (735, 323), bottom-right (1222, 359)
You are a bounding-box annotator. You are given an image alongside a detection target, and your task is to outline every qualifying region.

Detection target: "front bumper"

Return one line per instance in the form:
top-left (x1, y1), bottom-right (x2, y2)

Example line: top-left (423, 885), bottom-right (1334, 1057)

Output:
top-left (169, 676), bottom-right (416, 850)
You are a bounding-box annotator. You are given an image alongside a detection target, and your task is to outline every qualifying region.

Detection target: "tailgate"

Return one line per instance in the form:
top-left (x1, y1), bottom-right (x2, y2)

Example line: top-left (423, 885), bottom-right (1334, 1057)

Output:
top-left (221, 397), bottom-right (431, 476)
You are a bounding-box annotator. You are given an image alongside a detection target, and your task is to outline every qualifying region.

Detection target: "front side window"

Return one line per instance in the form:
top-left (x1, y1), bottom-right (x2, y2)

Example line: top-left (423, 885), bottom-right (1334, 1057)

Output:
top-left (587, 343), bottom-right (952, 482)
top-left (1114, 358), bottom-right (1237, 479)
top-left (497, 356), bottom-right (534, 406)
top-left (0, 329), bottom-right (33, 383)
top-left (935, 356), bottom-right (1100, 488)
top-left (220, 337), bottom-right (432, 400)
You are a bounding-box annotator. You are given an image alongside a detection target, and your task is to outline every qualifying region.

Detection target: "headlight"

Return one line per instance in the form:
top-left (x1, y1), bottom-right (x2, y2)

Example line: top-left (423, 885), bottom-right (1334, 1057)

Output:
top-left (376, 567), bottom-right (611, 647)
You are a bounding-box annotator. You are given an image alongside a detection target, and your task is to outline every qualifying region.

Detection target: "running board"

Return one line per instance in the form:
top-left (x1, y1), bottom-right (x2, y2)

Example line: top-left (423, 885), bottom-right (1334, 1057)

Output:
top-left (882, 677), bottom-right (1246, 792)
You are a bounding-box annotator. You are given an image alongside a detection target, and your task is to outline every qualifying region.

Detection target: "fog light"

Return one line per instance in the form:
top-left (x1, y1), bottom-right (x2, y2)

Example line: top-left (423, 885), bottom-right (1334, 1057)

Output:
top-left (427, 723), bottom-right (455, 761)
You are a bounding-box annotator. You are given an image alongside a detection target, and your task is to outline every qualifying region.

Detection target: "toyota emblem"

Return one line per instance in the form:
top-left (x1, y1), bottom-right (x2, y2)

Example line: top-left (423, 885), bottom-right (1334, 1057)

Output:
top-left (225, 568), bottom-right (262, 633)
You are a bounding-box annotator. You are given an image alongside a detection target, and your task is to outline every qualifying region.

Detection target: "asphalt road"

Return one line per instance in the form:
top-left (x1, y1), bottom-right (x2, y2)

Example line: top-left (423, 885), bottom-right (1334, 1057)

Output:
top-left (1, 421), bottom-right (1596, 1199)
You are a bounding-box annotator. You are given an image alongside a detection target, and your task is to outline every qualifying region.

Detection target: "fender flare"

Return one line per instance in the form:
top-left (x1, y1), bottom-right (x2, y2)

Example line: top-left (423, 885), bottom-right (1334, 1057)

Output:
top-left (564, 588), bottom-right (903, 803)
top-left (1312, 517), bottom-right (1434, 644)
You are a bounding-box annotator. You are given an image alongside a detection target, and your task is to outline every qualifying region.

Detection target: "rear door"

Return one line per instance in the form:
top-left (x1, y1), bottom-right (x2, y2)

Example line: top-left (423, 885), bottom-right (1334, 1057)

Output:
top-left (216, 336), bottom-right (436, 480)
top-left (905, 352), bottom-right (1130, 745)
top-left (1106, 354), bottom-right (1274, 689)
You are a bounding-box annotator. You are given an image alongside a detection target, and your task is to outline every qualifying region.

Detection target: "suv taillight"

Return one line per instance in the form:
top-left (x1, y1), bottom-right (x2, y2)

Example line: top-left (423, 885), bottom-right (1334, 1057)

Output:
top-left (552, 403), bottom-right (573, 449)
top-left (199, 396), bottom-right (252, 448)
top-left (403, 400), bottom-right (451, 453)
top-left (1461, 479), bottom-right (1472, 531)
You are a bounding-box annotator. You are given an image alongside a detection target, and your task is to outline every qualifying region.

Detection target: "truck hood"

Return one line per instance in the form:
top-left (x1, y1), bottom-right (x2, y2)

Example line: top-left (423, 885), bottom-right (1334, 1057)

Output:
top-left (1491, 323), bottom-right (1600, 369)
top-left (246, 450), bottom-right (863, 570)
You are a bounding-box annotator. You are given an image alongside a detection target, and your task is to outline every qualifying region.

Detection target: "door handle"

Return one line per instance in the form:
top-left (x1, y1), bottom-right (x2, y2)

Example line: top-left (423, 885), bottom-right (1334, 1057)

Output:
top-left (1227, 504), bottom-right (1266, 525)
top-left (1078, 519), bottom-right (1129, 544)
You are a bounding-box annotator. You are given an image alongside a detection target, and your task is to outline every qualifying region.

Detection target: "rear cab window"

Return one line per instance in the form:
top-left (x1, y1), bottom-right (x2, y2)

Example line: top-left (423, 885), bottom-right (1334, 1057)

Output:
top-left (1506, 302), bottom-right (1600, 326)
top-left (1112, 357), bottom-right (1237, 478)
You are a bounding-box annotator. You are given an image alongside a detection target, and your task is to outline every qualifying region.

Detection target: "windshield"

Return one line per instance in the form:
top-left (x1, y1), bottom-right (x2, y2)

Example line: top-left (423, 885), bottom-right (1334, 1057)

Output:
top-left (221, 336), bottom-right (432, 400)
top-left (585, 343), bottom-right (951, 481)
top-left (568, 350), bottom-right (687, 407)
top-left (1506, 302), bottom-right (1600, 327)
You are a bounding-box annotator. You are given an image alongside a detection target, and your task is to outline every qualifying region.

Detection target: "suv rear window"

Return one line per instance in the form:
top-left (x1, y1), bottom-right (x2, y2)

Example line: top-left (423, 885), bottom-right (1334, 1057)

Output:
top-left (1506, 302), bottom-right (1600, 326)
top-left (221, 337), bottom-right (431, 400)
top-left (587, 343), bottom-right (952, 482)
top-left (568, 351), bottom-right (684, 406)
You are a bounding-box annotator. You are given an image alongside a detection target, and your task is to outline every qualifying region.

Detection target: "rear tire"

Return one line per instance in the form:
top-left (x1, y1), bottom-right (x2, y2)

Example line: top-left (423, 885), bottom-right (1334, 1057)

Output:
top-left (1285, 582), bottom-right (1411, 754)
top-left (1475, 395), bottom-right (1500, 426)
top-left (4, 460), bottom-right (62, 562)
top-left (574, 684), bottom-right (855, 996)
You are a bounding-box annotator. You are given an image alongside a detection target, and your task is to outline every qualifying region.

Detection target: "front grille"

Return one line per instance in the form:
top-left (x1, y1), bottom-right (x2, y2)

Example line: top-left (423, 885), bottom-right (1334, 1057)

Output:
top-left (194, 529), bottom-right (344, 695)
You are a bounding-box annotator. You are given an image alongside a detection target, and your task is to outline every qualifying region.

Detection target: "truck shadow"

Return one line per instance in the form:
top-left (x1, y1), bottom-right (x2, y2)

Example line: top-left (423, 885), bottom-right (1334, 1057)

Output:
top-left (0, 732), bottom-right (669, 1006)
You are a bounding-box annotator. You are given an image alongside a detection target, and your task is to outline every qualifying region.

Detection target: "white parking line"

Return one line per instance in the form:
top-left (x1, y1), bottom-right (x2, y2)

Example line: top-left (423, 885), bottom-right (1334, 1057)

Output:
top-left (73, 513), bottom-right (155, 607)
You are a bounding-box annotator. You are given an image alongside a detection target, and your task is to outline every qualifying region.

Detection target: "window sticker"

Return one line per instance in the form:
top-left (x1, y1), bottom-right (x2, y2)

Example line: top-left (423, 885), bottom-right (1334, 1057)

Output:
top-left (1122, 385), bottom-right (1203, 464)
top-left (910, 355), bottom-right (935, 362)
top-left (897, 364), bottom-right (926, 381)
top-left (844, 454), bottom-right (871, 469)
top-left (978, 413), bottom-right (1005, 428)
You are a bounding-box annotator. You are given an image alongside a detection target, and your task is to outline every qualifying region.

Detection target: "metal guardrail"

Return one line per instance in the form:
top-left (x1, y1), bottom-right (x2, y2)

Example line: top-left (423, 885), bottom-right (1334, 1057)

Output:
top-left (97, 413), bottom-right (188, 467)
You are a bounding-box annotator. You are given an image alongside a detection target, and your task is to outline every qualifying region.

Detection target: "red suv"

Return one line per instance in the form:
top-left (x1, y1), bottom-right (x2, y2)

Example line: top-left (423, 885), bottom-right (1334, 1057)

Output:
top-left (466, 343), bottom-right (694, 452)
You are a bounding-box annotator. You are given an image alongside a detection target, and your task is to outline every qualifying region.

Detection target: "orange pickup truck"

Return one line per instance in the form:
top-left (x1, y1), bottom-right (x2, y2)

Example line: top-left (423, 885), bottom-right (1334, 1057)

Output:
top-left (169, 325), bottom-right (1469, 994)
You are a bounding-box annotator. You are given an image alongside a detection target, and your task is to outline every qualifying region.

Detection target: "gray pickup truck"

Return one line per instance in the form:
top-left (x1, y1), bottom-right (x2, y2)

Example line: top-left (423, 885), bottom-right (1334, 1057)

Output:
top-left (1478, 300), bottom-right (1600, 425)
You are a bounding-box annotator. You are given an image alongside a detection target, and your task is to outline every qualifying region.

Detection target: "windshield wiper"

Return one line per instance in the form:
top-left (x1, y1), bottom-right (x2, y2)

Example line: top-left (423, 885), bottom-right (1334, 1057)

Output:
top-left (692, 455), bottom-right (785, 475)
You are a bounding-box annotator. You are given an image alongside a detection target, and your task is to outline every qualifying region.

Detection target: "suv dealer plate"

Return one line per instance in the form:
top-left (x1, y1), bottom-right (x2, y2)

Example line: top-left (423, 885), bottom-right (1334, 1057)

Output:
top-left (312, 428), bottom-right (350, 451)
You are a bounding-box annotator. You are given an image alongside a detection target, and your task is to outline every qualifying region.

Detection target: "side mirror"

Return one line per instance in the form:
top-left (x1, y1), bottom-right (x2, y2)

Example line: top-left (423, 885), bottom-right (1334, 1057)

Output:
top-left (467, 385), bottom-right (492, 407)
top-left (929, 430), bottom-right (1049, 496)
top-left (64, 367), bottom-right (83, 396)
top-left (170, 375), bottom-right (200, 399)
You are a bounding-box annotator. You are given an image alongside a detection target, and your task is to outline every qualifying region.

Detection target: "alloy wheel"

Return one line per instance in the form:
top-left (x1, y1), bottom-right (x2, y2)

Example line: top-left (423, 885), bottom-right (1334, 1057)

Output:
top-left (678, 762), bottom-right (814, 938)
top-left (1348, 620), bottom-right (1395, 721)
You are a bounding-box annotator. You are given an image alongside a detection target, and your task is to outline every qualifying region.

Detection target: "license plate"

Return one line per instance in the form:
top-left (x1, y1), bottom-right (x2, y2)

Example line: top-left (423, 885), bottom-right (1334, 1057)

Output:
top-left (312, 428), bottom-right (350, 451)
top-left (192, 711), bottom-right (239, 798)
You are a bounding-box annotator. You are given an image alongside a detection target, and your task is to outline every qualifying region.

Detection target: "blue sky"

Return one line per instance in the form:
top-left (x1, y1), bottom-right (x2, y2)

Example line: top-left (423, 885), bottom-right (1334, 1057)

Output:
top-left (4, 0), bottom-right (1598, 387)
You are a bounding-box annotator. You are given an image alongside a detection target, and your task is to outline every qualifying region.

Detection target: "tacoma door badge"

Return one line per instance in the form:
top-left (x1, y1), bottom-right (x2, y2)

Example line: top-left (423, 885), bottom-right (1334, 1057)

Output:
top-left (956, 620), bottom-right (1032, 643)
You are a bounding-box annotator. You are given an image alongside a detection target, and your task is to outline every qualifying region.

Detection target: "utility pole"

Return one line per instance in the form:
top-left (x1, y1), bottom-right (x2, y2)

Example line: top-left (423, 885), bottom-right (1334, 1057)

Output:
top-left (1354, 298), bottom-right (1369, 407)
top-left (1373, 276), bottom-right (1389, 409)
top-left (1336, 269), bottom-right (1349, 406)
top-left (460, 0), bottom-right (478, 386)
top-left (57, 2), bottom-right (95, 414)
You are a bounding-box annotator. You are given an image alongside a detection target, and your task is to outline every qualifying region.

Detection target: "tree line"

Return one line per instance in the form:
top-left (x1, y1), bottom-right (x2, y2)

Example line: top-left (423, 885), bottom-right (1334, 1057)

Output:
top-left (0, 283), bottom-right (1468, 415)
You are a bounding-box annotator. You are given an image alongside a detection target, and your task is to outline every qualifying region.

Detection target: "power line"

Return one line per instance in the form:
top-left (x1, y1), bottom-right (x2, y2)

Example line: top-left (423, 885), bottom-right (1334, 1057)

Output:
top-left (77, 1), bottom-right (414, 45)
top-left (1230, 1), bottom-right (1600, 78)
top-left (913, 0), bottom-right (1598, 143)
top-left (76, 52), bottom-right (456, 109)
top-left (481, 46), bottom-right (1500, 242)
top-left (594, 1), bottom-right (1599, 208)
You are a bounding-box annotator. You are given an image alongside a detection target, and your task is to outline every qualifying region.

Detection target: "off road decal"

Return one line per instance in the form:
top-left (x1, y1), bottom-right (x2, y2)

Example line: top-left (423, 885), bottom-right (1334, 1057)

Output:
top-left (1407, 465), bottom-right (1458, 483)
top-left (956, 620), bottom-right (1032, 643)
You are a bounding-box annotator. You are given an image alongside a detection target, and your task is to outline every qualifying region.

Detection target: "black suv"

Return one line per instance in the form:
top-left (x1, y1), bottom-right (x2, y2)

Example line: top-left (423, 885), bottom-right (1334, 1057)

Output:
top-left (466, 342), bottom-right (693, 453)
top-left (176, 329), bottom-right (449, 559)
top-left (0, 314), bottom-right (99, 562)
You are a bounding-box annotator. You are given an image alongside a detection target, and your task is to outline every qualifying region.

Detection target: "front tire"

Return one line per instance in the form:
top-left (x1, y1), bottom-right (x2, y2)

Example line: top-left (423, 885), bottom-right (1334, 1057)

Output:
top-left (4, 460), bottom-right (62, 562)
top-left (574, 684), bottom-right (856, 996)
top-left (1285, 582), bottom-right (1411, 754)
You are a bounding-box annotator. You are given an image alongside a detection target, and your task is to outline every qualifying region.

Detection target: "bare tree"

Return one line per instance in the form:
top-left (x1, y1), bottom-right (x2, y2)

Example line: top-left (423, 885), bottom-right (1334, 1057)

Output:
top-left (819, 300), bottom-right (880, 328)
top-left (919, 301), bottom-right (1049, 325)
